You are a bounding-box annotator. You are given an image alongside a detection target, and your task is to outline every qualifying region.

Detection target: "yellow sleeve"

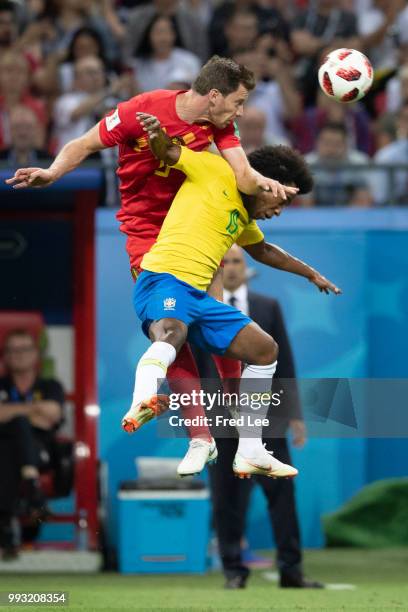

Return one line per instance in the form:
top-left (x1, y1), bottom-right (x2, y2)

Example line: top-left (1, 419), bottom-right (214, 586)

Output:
top-left (237, 220), bottom-right (264, 247)
top-left (172, 146), bottom-right (206, 182)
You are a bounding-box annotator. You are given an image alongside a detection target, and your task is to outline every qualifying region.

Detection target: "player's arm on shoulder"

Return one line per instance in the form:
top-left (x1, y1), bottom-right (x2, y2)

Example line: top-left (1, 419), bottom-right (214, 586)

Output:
top-left (221, 145), bottom-right (298, 200)
top-left (136, 112), bottom-right (180, 165)
top-left (220, 145), bottom-right (259, 195)
top-left (214, 122), bottom-right (263, 195)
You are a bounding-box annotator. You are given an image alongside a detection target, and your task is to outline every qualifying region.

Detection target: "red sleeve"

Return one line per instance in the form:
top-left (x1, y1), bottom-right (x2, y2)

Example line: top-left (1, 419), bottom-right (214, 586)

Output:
top-left (213, 120), bottom-right (241, 151)
top-left (98, 94), bottom-right (148, 147)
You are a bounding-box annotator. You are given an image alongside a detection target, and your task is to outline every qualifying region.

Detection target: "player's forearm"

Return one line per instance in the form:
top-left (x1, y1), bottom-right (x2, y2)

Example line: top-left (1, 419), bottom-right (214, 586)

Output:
top-left (247, 241), bottom-right (316, 279)
top-left (48, 138), bottom-right (94, 181)
top-left (32, 401), bottom-right (62, 426)
top-left (234, 166), bottom-right (266, 196)
top-left (0, 403), bottom-right (30, 423)
top-left (221, 147), bottom-right (262, 195)
top-left (149, 129), bottom-right (179, 165)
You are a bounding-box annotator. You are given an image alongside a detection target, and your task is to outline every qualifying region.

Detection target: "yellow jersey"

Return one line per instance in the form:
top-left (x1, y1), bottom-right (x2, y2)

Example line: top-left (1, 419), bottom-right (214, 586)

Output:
top-left (141, 146), bottom-right (264, 291)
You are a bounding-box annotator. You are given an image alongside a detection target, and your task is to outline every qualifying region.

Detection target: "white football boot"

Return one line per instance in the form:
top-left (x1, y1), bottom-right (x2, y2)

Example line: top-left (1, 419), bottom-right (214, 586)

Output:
top-left (233, 445), bottom-right (298, 479)
top-left (177, 438), bottom-right (218, 477)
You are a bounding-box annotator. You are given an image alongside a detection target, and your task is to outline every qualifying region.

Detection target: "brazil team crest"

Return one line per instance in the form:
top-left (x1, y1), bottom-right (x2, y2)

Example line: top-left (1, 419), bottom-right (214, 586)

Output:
top-left (226, 210), bottom-right (240, 235)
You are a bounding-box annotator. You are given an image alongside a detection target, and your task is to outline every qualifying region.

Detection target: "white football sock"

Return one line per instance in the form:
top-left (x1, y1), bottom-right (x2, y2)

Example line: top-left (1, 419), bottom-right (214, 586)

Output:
top-left (131, 341), bottom-right (176, 407)
top-left (237, 361), bottom-right (277, 458)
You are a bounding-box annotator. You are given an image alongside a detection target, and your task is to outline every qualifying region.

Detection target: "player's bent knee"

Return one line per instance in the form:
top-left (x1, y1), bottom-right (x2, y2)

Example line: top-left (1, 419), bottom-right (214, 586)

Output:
top-left (256, 338), bottom-right (279, 365)
top-left (149, 318), bottom-right (187, 351)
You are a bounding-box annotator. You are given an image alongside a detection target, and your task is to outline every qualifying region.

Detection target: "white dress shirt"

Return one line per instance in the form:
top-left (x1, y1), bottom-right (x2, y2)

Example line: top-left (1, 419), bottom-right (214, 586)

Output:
top-left (223, 284), bottom-right (249, 316)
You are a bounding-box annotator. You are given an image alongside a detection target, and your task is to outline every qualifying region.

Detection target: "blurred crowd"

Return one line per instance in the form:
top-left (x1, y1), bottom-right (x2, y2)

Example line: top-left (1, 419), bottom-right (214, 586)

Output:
top-left (1, 0), bottom-right (408, 206)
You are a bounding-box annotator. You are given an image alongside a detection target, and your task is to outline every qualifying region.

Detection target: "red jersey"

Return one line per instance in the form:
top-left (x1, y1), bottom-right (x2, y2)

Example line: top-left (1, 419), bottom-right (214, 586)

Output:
top-left (98, 89), bottom-right (241, 271)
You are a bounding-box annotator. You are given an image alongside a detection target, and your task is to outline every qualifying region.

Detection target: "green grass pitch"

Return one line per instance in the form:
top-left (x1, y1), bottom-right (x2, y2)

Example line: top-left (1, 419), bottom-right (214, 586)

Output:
top-left (3, 549), bottom-right (408, 611)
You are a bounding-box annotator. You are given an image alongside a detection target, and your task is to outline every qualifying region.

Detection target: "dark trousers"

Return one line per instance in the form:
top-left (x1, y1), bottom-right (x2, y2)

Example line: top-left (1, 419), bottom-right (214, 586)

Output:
top-left (209, 436), bottom-right (302, 580)
top-left (0, 416), bottom-right (51, 514)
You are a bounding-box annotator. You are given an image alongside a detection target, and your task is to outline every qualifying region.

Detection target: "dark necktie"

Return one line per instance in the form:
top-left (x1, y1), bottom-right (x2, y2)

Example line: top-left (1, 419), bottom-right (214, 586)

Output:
top-left (229, 295), bottom-right (237, 307)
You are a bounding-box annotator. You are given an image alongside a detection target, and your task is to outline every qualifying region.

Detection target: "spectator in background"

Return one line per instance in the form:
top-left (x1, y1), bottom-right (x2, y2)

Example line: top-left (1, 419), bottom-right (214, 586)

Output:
top-left (19, 0), bottom-right (121, 66)
top-left (0, 1), bottom-right (18, 54)
top-left (125, 0), bottom-right (209, 63)
top-left (0, 329), bottom-right (65, 560)
top-left (208, 0), bottom-right (289, 57)
top-left (181, 0), bottom-right (214, 27)
top-left (0, 105), bottom-right (48, 167)
top-left (222, 9), bottom-right (259, 58)
top-left (233, 46), bottom-right (302, 145)
top-left (0, 51), bottom-right (47, 149)
top-left (373, 114), bottom-right (398, 152)
top-left (53, 55), bottom-right (133, 151)
top-left (303, 122), bottom-right (373, 207)
top-left (131, 14), bottom-right (201, 92)
top-left (358, 0), bottom-right (407, 72)
top-left (20, 0), bottom-right (46, 22)
top-left (165, 65), bottom-right (195, 90)
top-left (385, 64), bottom-right (408, 114)
top-left (40, 26), bottom-right (114, 95)
top-left (292, 90), bottom-right (373, 155)
top-left (238, 106), bottom-right (267, 154)
top-left (372, 102), bottom-right (408, 205)
top-left (291, 0), bottom-right (360, 106)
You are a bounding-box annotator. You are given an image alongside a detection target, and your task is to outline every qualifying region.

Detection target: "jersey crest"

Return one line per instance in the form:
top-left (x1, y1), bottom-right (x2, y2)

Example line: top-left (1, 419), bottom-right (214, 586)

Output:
top-left (226, 210), bottom-right (240, 235)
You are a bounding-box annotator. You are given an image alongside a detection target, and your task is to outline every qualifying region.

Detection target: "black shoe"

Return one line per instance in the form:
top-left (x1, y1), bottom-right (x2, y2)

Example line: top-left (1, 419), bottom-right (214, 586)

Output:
top-left (1, 546), bottom-right (19, 561)
top-left (224, 575), bottom-right (248, 589)
top-left (280, 573), bottom-right (324, 588)
top-left (0, 514), bottom-right (19, 560)
top-left (19, 478), bottom-right (50, 520)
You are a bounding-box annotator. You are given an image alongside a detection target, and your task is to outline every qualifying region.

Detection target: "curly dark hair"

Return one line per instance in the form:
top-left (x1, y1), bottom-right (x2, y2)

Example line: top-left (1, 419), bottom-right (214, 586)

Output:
top-left (248, 145), bottom-right (313, 195)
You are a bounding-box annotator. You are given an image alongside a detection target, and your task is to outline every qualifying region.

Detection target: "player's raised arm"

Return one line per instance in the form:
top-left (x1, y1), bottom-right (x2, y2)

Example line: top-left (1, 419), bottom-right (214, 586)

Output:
top-left (244, 240), bottom-right (342, 295)
top-left (137, 112), bottom-right (181, 165)
top-left (221, 146), bottom-right (299, 200)
top-left (5, 123), bottom-right (106, 189)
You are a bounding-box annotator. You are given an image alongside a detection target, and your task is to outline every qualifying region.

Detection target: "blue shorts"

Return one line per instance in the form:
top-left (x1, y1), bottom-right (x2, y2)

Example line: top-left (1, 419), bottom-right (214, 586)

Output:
top-left (133, 270), bottom-right (251, 355)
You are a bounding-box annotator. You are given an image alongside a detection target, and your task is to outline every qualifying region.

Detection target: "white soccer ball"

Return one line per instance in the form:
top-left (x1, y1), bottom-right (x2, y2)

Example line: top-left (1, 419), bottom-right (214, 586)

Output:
top-left (318, 48), bottom-right (373, 103)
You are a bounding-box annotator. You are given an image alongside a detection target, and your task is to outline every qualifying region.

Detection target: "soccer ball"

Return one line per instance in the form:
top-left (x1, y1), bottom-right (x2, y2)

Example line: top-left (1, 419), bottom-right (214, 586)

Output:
top-left (318, 48), bottom-right (373, 103)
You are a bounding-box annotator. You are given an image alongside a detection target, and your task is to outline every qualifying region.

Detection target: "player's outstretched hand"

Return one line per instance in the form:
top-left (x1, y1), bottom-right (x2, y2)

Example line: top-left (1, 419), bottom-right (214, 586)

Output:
top-left (5, 168), bottom-right (55, 189)
top-left (309, 272), bottom-right (342, 295)
top-left (136, 112), bottom-right (162, 139)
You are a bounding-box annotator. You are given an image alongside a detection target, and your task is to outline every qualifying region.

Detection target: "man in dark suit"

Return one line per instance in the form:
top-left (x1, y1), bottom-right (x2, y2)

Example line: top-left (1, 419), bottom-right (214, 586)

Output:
top-left (193, 244), bottom-right (323, 589)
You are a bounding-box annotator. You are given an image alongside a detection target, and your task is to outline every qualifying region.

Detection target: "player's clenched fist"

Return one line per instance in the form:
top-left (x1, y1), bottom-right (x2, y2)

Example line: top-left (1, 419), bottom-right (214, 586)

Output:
top-left (5, 168), bottom-right (56, 189)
